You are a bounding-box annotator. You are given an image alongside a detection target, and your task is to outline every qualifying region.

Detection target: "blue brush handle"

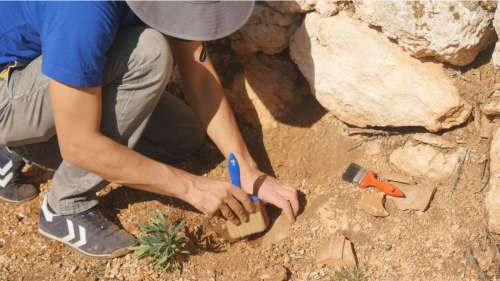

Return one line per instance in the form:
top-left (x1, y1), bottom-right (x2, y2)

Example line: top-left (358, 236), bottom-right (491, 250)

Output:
top-left (228, 153), bottom-right (259, 203)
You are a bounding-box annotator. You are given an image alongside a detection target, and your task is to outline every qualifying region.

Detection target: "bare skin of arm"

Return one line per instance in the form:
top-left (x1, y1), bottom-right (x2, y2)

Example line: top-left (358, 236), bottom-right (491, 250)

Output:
top-left (50, 81), bottom-right (255, 225)
top-left (168, 39), bottom-right (299, 222)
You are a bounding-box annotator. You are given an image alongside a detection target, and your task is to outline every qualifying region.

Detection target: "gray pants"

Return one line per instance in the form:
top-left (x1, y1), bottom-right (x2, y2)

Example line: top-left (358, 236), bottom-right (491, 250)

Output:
top-left (0, 27), bottom-right (204, 215)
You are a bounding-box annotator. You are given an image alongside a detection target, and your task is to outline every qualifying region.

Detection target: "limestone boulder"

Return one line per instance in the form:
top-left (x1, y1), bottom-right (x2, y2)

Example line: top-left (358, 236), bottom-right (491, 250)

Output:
top-left (225, 54), bottom-right (307, 129)
top-left (389, 140), bottom-right (467, 180)
top-left (486, 127), bottom-right (500, 234)
top-left (230, 4), bottom-right (301, 56)
top-left (354, 0), bottom-right (496, 66)
top-left (289, 13), bottom-right (471, 132)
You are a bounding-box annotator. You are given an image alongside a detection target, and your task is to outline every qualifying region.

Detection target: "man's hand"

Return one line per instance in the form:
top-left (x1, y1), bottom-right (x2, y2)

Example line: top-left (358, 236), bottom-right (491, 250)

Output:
top-left (186, 178), bottom-right (256, 225)
top-left (241, 168), bottom-right (299, 223)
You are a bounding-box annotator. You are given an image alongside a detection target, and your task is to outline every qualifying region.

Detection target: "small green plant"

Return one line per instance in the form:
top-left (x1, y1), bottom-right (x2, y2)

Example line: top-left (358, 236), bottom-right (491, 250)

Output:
top-left (331, 267), bottom-right (368, 281)
top-left (129, 212), bottom-right (189, 271)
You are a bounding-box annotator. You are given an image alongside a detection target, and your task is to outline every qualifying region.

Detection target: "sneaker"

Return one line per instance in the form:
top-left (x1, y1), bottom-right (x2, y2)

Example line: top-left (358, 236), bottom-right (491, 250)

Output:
top-left (0, 147), bottom-right (38, 203)
top-left (38, 195), bottom-right (137, 258)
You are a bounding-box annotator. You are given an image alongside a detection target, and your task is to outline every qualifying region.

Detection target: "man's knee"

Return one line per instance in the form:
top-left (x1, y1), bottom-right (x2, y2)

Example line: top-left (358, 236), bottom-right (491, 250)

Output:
top-left (129, 28), bottom-right (173, 87)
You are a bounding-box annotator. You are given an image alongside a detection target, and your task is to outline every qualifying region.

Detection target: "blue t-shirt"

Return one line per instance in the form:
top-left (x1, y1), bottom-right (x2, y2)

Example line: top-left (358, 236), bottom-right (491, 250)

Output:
top-left (0, 1), bottom-right (137, 87)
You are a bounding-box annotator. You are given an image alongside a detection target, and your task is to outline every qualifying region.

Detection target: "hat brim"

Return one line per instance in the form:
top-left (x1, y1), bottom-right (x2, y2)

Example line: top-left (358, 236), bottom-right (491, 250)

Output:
top-left (126, 1), bottom-right (255, 41)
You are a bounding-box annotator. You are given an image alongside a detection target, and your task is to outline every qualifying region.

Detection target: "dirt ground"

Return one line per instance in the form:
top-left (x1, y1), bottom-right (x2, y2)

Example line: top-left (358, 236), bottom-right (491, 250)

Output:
top-left (0, 44), bottom-right (499, 281)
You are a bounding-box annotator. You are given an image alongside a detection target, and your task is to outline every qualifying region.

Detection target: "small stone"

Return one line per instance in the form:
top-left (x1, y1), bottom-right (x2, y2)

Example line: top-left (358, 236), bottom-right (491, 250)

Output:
top-left (357, 191), bottom-right (389, 217)
top-left (316, 234), bottom-right (357, 268)
top-left (384, 244), bottom-right (392, 251)
top-left (481, 96), bottom-right (500, 116)
top-left (259, 265), bottom-right (288, 281)
top-left (0, 239), bottom-right (5, 248)
top-left (16, 213), bottom-right (25, 221)
top-left (389, 185), bottom-right (436, 211)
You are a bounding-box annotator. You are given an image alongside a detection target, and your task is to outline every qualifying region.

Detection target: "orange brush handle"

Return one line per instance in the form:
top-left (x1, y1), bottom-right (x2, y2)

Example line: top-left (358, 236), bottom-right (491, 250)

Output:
top-left (359, 171), bottom-right (402, 196)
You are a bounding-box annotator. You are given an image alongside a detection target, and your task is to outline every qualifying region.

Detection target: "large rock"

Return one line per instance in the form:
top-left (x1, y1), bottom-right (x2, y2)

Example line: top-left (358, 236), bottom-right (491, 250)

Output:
top-left (289, 13), bottom-right (471, 132)
top-left (486, 127), bottom-right (500, 234)
top-left (225, 54), bottom-right (306, 129)
top-left (354, 0), bottom-right (496, 66)
top-left (389, 140), bottom-right (467, 180)
top-left (230, 4), bottom-right (302, 56)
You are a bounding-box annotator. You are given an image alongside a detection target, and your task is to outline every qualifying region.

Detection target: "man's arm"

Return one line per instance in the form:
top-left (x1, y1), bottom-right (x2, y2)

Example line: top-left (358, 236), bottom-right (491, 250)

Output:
top-left (168, 39), bottom-right (299, 222)
top-left (50, 80), bottom-right (254, 224)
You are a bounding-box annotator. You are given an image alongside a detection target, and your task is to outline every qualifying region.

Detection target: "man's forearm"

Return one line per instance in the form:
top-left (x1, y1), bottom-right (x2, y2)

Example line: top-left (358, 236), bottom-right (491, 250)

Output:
top-left (170, 40), bottom-right (257, 169)
top-left (65, 132), bottom-right (195, 201)
top-left (191, 78), bottom-right (255, 166)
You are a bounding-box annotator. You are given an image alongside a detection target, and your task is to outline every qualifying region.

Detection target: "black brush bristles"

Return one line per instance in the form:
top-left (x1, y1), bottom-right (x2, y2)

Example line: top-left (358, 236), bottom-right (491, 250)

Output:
top-left (342, 163), bottom-right (362, 182)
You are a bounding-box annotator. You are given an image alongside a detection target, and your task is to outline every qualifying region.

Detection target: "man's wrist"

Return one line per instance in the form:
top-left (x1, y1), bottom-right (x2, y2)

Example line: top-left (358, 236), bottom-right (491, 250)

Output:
top-left (159, 165), bottom-right (197, 202)
top-left (232, 151), bottom-right (258, 171)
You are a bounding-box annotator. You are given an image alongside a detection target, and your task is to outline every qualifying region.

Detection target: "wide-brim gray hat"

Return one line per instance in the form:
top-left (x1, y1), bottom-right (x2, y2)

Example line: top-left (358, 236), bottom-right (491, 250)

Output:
top-left (126, 1), bottom-right (255, 41)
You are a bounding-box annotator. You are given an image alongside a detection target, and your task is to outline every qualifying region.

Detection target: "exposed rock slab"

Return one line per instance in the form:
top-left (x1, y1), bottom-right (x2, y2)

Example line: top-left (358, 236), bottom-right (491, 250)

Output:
top-left (486, 127), bottom-right (500, 234)
top-left (390, 185), bottom-right (436, 211)
top-left (289, 13), bottom-right (471, 132)
top-left (225, 54), bottom-right (306, 129)
top-left (389, 141), bottom-right (467, 180)
top-left (316, 234), bottom-right (357, 267)
top-left (354, 0), bottom-right (495, 66)
top-left (357, 190), bottom-right (389, 217)
top-left (230, 4), bottom-right (301, 55)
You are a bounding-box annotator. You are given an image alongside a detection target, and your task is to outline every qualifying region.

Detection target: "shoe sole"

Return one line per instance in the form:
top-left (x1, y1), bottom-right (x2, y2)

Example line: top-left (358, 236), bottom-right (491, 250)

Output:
top-left (0, 193), bottom-right (38, 204)
top-left (38, 227), bottom-right (132, 259)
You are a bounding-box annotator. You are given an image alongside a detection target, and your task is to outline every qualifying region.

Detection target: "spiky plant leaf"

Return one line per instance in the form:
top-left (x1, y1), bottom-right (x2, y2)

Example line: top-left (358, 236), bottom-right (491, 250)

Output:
top-left (129, 212), bottom-right (189, 271)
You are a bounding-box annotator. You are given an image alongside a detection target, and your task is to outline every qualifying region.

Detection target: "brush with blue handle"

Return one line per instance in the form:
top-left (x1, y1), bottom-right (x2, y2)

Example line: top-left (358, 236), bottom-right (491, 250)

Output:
top-left (226, 153), bottom-right (269, 239)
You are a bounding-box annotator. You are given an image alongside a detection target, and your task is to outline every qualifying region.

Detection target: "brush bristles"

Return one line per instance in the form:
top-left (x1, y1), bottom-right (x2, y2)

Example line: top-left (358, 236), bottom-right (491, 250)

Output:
top-left (342, 163), bottom-right (363, 182)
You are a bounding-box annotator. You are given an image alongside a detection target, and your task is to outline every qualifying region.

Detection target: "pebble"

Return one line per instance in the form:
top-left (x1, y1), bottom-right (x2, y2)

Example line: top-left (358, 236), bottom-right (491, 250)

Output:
top-left (0, 239), bottom-right (4, 248)
top-left (384, 244), bottom-right (392, 251)
top-left (16, 213), bottom-right (25, 221)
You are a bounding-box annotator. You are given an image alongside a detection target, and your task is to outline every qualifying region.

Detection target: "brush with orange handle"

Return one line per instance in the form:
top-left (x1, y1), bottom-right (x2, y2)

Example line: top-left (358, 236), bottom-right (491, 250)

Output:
top-left (342, 163), bottom-right (405, 197)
